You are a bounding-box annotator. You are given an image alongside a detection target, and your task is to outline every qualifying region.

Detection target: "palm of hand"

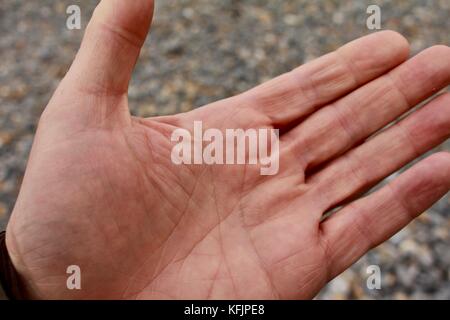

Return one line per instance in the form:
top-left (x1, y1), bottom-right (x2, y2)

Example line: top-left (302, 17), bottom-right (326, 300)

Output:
top-left (5, 0), bottom-right (450, 299)
top-left (8, 94), bottom-right (326, 299)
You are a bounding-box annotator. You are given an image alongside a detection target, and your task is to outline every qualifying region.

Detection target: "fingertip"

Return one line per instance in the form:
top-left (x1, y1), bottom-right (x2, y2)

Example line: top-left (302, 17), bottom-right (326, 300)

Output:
top-left (413, 45), bottom-right (450, 69)
top-left (424, 44), bottom-right (450, 55)
top-left (423, 152), bottom-right (450, 183)
top-left (418, 45), bottom-right (450, 71)
top-left (65, 0), bottom-right (156, 96)
top-left (375, 30), bottom-right (409, 45)
top-left (397, 152), bottom-right (450, 209)
top-left (370, 30), bottom-right (410, 60)
top-left (96, 0), bottom-right (155, 41)
top-left (340, 30), bottom-right (410, 74)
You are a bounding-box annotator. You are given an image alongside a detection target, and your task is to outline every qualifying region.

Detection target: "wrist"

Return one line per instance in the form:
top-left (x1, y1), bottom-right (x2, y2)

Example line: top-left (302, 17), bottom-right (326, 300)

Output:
top-left (0, 230), bottom-right (30, 299)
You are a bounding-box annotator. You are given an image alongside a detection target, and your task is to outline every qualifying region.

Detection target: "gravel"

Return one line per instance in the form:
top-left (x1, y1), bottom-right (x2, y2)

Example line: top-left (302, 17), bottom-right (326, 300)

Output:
top-left (0, 0), bottom-right (449, 299)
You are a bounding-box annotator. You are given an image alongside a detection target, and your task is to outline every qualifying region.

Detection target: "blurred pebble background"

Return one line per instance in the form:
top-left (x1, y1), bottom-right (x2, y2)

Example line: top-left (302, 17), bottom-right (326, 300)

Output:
top-left (0, 0), bottom-right (449, 299)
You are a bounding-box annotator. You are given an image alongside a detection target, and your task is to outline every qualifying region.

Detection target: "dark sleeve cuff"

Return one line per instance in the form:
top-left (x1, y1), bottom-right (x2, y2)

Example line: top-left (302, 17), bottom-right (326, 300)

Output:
top-left (0, 231), bottom-right (27, 300)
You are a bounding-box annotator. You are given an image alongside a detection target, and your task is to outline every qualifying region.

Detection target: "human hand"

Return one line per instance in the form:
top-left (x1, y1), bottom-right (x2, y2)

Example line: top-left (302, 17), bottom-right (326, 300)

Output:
top-left (5, 0), bottom-right (450, 299)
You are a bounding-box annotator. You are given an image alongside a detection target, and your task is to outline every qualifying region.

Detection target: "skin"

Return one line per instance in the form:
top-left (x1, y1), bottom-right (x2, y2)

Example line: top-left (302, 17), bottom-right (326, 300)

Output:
top-left (4, 0), bottom-right (450, 299)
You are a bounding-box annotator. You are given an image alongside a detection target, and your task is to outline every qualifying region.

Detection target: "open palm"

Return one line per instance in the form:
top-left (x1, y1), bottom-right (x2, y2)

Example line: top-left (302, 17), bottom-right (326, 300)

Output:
top-left (5, 0), bottom-right (450, 299)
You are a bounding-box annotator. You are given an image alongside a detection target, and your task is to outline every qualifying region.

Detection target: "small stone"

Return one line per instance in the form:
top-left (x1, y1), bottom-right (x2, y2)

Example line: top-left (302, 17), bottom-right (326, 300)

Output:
top-left (0, 132), bottom-right (13, 147)
top-left (383, 273), bottom-right (397, 287)
top-left (182, 8), bottom-right (195, 19)
top-left (397, 265), bottom-right (419, 287)
top-left (399, 239), bottom-right (419, 254)
top-left (0, 203), bottom-right (7, 219)
top-left (332, 12), bottom-right (345, 25)
top-left (393, 292), bottom-right (408, 300)
top-left (283, 14), bottom-right (299, 26)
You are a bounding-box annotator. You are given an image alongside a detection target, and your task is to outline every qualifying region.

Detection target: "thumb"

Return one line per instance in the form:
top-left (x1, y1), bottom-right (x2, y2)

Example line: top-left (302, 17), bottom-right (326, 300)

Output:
top-left (64, 0), bottom-right (154, 96)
